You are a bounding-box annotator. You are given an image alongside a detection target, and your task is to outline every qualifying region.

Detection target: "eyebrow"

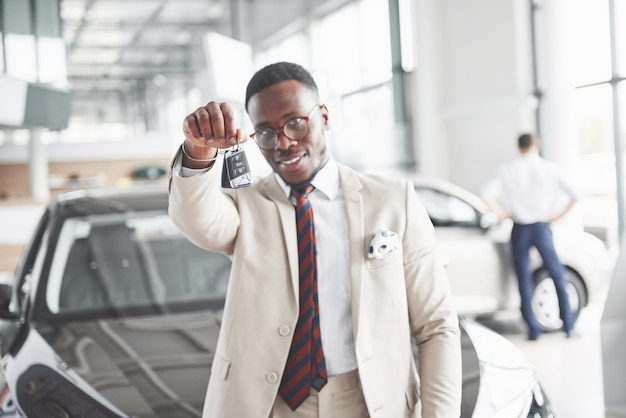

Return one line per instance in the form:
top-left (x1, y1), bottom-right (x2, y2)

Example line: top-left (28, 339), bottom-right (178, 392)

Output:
top-left (254, 109), bottom-right (307, 129)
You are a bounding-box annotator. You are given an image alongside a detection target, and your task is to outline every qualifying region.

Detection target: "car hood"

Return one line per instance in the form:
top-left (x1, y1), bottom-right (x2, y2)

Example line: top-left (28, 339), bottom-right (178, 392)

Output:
top-left (6, 314), bottom-right (543, 418)
top-left (11, 310), bottom-right (222, 417)
top-left (460, 317), bottom-right (539, 417)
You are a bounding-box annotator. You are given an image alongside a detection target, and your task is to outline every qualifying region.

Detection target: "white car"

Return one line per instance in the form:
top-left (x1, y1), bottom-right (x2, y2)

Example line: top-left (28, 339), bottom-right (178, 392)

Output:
top-left (0, 184), bottom-right (554, 417)
top-left (411, 176), bottom-right (613, 332)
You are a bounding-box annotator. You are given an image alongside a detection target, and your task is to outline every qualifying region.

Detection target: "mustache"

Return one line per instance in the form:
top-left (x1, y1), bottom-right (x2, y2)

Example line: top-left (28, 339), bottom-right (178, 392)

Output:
top-left (282, 147), bottom-right (328, 189)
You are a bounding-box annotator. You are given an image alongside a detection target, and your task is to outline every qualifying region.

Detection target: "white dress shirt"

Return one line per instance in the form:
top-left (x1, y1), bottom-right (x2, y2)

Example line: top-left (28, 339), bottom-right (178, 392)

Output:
top-left (481, 152), bottom-right (579, 224)
top-left (177, 156), bottom-right (358, 376)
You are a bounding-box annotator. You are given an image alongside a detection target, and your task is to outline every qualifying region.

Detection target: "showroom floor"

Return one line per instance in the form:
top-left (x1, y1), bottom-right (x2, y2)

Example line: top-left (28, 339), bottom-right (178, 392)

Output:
top-left (479, 302), bottom-right (606, 418)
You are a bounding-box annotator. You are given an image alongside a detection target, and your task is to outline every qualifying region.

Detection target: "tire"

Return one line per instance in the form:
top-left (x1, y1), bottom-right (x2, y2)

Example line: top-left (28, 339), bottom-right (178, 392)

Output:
top-left (531, 268), bottom-right (587, 332)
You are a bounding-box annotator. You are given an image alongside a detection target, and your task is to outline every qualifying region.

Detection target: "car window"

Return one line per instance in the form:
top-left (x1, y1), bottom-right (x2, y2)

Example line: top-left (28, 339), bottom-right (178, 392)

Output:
top-left (12, 209), bottom-right (51, 311)
top-left (45, 211), bottom-right (231, 317)
top-left (415, 187), bottom-right (480, 228)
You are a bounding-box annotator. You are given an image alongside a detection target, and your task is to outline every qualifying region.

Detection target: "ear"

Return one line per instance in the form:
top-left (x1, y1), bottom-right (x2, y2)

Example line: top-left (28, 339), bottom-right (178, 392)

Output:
top-left (320, 104), bottom-right (330, 130)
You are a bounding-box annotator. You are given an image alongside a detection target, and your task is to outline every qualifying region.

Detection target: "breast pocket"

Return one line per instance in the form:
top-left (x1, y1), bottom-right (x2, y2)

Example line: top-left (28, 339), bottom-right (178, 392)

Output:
top-left (366, 248), bottom-right (403, 270)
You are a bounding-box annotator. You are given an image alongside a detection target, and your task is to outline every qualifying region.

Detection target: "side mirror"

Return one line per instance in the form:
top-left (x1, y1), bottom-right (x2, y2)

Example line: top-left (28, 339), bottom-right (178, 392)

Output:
top-left (0, 283), bottom-right (18, 319)
top-left (0, 283), bottom-right (12, 310)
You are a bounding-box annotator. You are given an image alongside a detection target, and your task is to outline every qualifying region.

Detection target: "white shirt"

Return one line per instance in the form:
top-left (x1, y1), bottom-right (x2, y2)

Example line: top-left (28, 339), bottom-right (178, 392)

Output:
top-left (274, 158), bottom-right (357, 376)
top-left (178, 156), bottom-right (357, 376)
top-left (481, 152), bottom-right (579, 224)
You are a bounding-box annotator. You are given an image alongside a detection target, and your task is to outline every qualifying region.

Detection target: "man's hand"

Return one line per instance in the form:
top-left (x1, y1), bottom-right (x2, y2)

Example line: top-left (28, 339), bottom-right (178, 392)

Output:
top-left (482, 198), bottom-right (511, 222)
top-left (181, 101), bottom-right (248, 168)
top-left (550, 197), bottom-right (579, 223)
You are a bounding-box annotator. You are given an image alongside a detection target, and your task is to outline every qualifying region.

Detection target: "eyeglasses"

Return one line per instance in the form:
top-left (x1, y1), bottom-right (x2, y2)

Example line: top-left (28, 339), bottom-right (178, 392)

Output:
top-left (250, 105), bottom-right (321, 150)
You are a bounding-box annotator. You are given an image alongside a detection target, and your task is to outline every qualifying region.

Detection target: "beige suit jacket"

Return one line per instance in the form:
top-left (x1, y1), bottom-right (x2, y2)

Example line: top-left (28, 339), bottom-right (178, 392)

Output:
top-left (168, 158), bottom-right (462, 418)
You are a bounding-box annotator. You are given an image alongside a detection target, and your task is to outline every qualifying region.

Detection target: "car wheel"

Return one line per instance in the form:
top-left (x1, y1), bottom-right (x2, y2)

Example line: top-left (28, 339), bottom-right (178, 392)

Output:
top-left (532, 268), bottom-right (587, 332)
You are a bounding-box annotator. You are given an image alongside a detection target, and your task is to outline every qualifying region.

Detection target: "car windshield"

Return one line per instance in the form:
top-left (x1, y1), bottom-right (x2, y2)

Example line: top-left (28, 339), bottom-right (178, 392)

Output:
top-left (415, 187), bottom-right (480, 227)
top-left (45, 210), bottom-right (231, 317)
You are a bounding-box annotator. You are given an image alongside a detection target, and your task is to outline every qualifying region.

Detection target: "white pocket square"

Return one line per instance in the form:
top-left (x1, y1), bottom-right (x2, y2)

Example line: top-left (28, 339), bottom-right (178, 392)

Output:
top-left (367, 226), bottom-right (399, 259)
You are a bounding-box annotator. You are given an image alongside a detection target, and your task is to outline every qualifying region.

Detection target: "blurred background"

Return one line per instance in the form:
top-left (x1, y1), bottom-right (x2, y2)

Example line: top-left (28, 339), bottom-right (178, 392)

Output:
top-left (1, 0), bottom-right (624, 247)
top-left (1, 1), bottom-right (624, 249)
top-left (0, 1), bottom-right (624, 416)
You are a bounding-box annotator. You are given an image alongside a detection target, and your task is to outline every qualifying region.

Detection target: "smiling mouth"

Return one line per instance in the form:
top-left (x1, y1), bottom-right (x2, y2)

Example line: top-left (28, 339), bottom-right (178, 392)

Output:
top-left (278, 154), bottom-right (303, 166)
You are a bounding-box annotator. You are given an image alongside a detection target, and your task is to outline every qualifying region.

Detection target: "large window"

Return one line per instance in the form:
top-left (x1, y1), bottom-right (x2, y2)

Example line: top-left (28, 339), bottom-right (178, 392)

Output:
top-left (253, 0), bottom-right (400, 171)
top-left (529, 0), bottom-right (625, 249)
top-left (571, 0), bottom-right (614, 159)
top-left (0, 0), bottom-right (66, 85)
top-left (0, 31), bottom-right (4, 73)
top-left (1, 0), bottom-right (37, 82)
top-left (616, 0), bottom-right (626, 76)
top-left (560, 0), bottom-right (626, 249)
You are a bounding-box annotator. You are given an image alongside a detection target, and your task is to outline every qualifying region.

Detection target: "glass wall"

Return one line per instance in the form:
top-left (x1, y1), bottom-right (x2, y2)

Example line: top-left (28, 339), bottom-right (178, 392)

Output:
top-left (567, 0), bottom-right (626, 249)
top-left (571, 0), bottom-right (613, 157)
top-left (0, 19), bottom-right (4, 73)
top-left (0, 0), bottom-right (66, 85)
top-left (254, 0), bottom-right (400, 171)
top-left (1, 0), bottom-right (37, 82)
top-left (0, 0), bottom-right (68, 144)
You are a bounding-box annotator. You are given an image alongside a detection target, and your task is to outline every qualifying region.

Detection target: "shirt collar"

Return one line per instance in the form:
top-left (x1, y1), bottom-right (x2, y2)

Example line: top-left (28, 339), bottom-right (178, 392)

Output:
top-left (519, 152), bottom-right (541, 162)
top-left (275, 157), bottom-right (340, 200)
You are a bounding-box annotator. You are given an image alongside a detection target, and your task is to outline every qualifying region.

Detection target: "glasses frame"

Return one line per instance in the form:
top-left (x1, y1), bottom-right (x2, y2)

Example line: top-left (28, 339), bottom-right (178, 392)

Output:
top-left (250, 104), bottom-right (321, 150)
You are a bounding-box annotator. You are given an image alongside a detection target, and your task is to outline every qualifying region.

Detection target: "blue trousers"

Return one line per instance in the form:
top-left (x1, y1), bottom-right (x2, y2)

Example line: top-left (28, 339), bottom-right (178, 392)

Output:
top-left (511, 222), bottom-right (574, 337)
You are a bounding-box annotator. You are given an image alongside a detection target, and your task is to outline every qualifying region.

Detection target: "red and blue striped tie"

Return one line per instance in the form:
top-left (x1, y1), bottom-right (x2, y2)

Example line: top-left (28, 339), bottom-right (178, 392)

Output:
top-left (279, 184), bottom-right (327, 410)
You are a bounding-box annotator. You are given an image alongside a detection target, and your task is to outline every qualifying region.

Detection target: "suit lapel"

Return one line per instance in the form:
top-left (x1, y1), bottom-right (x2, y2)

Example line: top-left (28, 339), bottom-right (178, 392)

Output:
top-left (261, 166), bottom-right (368, 331)
top-left (261, 175), bottom-right (300, 303)
top-left (337, 165), bottom-right (366, 338)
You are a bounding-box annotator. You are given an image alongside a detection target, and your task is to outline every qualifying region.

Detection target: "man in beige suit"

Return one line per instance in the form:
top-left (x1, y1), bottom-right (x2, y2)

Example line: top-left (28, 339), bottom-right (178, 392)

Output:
top-left (168, 62), bottom-right (461, 418)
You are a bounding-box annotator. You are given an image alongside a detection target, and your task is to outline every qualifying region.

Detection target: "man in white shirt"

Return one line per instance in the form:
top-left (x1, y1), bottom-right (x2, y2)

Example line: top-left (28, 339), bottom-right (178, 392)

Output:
top-left (481, 133), bottom-right (579, 340)
top-left (168, 62), bottom-right (462, 417)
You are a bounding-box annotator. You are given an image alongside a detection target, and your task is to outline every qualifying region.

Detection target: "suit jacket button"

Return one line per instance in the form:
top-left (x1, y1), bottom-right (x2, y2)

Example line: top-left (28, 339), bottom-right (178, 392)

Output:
top-left (278, 325), bottom-right (291, 336)
top-left (266, 372), bottom-right (279, 384)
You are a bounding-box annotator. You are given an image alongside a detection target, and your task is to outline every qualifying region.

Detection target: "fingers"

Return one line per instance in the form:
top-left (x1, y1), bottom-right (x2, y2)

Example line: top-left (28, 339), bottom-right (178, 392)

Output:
top-left (235, 128), bottom-right (248, 145)
top-left (182, 102), bottom-right (244, 149)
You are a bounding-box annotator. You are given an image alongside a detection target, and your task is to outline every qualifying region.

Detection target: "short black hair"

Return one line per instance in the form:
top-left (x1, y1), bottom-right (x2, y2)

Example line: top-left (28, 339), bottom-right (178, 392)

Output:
top-left (245, 62), bottom-right (319, 110)
top-left (518, 133), bottom-right (535, 150)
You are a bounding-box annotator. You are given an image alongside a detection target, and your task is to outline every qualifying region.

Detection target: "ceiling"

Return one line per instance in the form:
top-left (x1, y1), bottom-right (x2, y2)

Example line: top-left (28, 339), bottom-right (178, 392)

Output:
top-left (60, 0), bottom-right (234, 99)
top-left (59, 0), bottom-right (345, 103)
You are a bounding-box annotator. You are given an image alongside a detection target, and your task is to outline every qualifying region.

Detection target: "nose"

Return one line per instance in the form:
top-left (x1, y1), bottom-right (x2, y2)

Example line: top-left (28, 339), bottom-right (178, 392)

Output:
top-left (275, 131), bottom-right (295, 150)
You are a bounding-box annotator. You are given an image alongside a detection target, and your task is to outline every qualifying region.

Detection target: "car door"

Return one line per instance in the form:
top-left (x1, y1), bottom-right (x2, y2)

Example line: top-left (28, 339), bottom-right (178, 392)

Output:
top-left (414, 186), bottom-right (511, 315)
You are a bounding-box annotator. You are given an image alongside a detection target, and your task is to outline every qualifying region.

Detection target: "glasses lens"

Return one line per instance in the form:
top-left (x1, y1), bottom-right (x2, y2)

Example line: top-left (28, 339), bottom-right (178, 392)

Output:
top-left (256, 129), bottom-right (277, 149)
top-left (284, 117), bottom-right (309, 141)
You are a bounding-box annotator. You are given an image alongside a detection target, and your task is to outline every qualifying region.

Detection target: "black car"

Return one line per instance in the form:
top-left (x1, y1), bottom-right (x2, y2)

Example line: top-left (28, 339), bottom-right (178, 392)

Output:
top-left (0, 184), bottom-right (553, 417)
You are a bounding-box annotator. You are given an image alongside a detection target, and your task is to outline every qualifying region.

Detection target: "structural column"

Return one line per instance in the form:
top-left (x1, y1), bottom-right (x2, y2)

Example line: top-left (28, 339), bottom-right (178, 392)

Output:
top-left (28, 128), bottom-right (49, 202)
top-left (536, 0), bottom-right (577, 165)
